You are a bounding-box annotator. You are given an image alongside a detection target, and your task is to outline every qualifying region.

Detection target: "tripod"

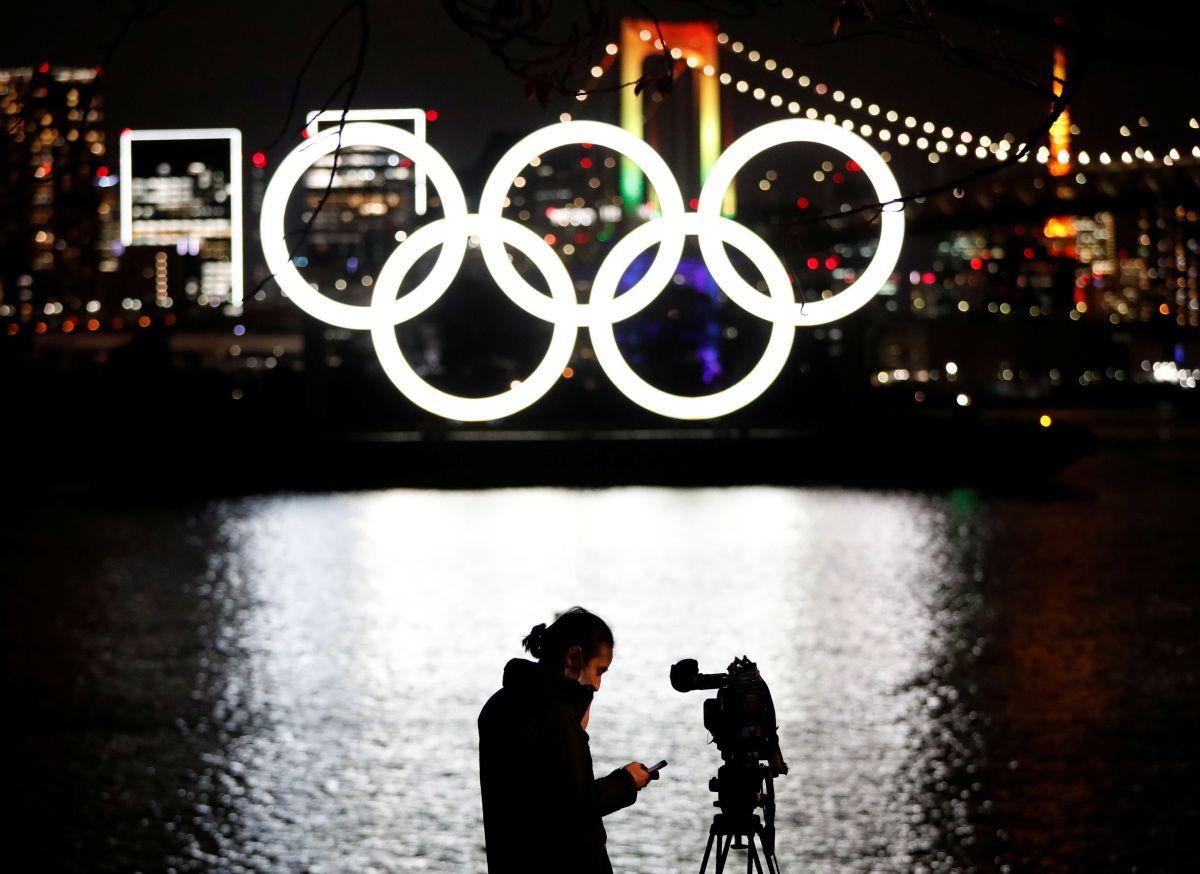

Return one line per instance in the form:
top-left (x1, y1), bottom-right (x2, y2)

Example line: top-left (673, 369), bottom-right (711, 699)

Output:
top-left (697, 812), bottom-right (779, 874)
top-left (697, 764), bottom-right (780, 874)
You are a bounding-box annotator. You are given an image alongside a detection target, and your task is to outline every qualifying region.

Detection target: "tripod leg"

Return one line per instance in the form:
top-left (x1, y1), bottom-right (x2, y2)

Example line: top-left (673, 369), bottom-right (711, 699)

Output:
top-left (755, 831), bottom-right (775, 874)
top-left (715, 834), bottom-right (733, 873)
top-left (699, 830), bottom-right (716, 874)
top-left (747, 837), bottom-right (763, 874)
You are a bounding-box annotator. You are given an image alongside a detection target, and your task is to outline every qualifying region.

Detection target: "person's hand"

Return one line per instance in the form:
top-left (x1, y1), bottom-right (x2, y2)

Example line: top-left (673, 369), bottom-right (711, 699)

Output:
top-left (624, 762), bottom-right (652, 790)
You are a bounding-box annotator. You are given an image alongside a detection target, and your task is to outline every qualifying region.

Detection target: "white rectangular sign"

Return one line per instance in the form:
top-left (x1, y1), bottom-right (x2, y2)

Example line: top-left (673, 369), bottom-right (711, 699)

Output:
top-left (119, 128), bottom-right (243, 307)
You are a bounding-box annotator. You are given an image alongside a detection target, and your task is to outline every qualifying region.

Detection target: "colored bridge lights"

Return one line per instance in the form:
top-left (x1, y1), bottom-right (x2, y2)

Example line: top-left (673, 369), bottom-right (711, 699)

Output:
top-left (260, 118), bottom-right (905, 421)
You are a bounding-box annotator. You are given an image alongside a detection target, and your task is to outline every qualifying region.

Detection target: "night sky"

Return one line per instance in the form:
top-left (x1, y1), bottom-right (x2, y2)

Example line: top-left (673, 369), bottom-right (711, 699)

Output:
top-left (7, 1), bottom-right (1199, 180)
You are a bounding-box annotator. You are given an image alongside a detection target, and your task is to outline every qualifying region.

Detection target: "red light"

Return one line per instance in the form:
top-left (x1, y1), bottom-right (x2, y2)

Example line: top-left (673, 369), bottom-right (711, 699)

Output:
top-left (6, 324), bottom-right (18, 336)
top-left (581, 143), bottom-right (592, 149)
top-left (970, 257), bottom-right (983, 270)
top-left (38, 62), bottom-right (50, 74)
top-left (121, 127), bottom-right (131, 135)
top-left (922, 272), bottom-right (936, 285)
top-left (96, 166), bottom-right (109, 177)
top-left (845, 160), bottom-right (861, 172)
top-left (425, 109), bottom-right (438, 122)
top-left (689, 197), bottom-right (699, 209)
top-left (580, 157), bottom-right (592, 169)
top-left (544, 206), bottom-right (555, 218)
top-left (1023, 247), bottom-right (1035, 259)
top-left (300, 129), bottom-right (310, 139)
top-left (825, 256), bottom-right (838, 270)
top-left (251, 152), bottom-right (267, 169)
top-left (832, 172), bottom-right (844, 184)
top-left (795, 197), bottom-right (809, 209)
top-left (164, 313), bottom-right (176, 326)
top-left (544, 233), bottom-right (557, 246)
top-left (111, 317), bottom-right (123, 329)
top-left (575, 232), bottom-right (589, 245)
top-left (806, 257), bottom-right (819, 270)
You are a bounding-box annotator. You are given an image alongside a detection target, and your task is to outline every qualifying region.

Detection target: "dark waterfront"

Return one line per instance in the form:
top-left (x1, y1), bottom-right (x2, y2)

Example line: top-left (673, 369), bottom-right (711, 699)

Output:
top-left (4, 436), bottom-right (1197, 873)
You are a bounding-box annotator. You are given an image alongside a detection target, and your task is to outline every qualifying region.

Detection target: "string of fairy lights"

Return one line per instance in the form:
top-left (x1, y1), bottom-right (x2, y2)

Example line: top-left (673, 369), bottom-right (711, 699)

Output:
top-left (585, 30), bottom-right (1200, 176)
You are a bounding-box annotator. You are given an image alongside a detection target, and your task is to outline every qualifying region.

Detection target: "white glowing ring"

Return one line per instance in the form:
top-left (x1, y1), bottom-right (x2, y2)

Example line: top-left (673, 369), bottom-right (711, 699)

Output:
top-left (260, 122), bottom-right (469, 330)
top-left (697, 118), bottom-right (905, 326)
top-left (263, 117), bottom-right (908, 421)
top-left (589, 213), bottom-right (795, 420)
top-left (478, 121), bottom-right (687, 326)
top-left (369, 214), bottom-right (577, 422)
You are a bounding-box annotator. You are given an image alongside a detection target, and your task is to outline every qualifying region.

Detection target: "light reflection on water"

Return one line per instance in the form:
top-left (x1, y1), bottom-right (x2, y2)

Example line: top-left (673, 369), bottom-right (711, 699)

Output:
top-left (9, 453), bottom-right (1197, 872)
top-left (187, 487), bottom-right (963, 872)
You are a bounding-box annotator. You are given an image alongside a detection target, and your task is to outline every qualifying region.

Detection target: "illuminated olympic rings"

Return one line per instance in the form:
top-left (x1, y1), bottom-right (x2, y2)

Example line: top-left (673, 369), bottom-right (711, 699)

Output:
top-left (260, 119), bottom-right (904, 420)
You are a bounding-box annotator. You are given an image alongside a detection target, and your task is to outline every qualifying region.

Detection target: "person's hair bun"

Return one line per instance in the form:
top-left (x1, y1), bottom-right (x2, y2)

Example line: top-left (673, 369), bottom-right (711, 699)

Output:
top-left (522, 623), bottom-right (548, 658)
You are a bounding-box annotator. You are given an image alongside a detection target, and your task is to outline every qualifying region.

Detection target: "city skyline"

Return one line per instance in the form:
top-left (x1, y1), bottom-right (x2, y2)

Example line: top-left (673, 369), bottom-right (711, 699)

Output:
top-left (2, 2), bottom-right (1199, 428)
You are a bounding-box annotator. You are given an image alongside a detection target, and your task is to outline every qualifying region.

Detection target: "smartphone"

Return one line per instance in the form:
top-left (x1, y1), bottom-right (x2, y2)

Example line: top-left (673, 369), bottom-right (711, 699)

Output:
top-left (646, 760), bottom-right (668, 775)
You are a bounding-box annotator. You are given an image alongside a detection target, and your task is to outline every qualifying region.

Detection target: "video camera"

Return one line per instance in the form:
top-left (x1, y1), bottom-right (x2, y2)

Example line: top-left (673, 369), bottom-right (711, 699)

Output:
top-left (670, 656), bottom-right (788, 776)
top-left (672, 656), bottom-right (786, 869)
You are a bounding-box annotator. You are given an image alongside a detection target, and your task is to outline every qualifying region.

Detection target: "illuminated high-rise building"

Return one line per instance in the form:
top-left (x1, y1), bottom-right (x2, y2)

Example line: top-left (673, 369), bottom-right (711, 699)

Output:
top-left (1047, 47), bottom-right (1072, 178)
top-left (0, 65), bottom-right (112, 327)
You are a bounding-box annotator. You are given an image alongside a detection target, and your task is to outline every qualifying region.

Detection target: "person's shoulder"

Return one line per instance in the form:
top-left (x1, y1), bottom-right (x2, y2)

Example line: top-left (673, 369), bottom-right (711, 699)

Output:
top-left (479, 685), bottom-right (511, 725)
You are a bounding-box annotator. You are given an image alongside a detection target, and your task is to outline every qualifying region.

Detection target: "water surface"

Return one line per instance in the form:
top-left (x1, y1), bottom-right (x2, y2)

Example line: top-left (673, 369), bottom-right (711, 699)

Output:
top-left (5, 445), bottom-right (1197, 872)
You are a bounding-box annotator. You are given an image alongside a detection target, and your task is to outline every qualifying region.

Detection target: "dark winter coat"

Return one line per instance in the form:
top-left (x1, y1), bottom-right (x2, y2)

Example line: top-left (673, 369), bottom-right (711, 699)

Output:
top-left (478, 658), bottom-right (638, 874)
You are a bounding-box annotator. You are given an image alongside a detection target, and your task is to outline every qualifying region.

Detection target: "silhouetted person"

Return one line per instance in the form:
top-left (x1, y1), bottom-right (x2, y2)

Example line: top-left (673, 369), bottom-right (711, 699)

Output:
top-left (478, 608), bottom-right (653, 873)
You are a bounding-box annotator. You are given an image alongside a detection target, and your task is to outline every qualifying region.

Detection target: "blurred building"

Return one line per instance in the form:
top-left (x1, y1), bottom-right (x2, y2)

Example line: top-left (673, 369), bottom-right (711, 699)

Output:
top-left (0, 65), bottom-right (114, 331)
top-left (294, 110), bottom-right (428, 300)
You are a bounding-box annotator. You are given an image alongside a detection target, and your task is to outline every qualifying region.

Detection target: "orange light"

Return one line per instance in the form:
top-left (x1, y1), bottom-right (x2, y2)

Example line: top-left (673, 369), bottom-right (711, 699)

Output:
top-left (1047, 47), bottom-right (1071, 177)
top-left (62, 320), bottom-right (75, 332)
top-left (1039, 414), bottom-right (1052, 428)
top-left (562, 366), bottom-right (575, 379)
top-left (35, 321), bottom-right (47, 334)
top-left (86, 318), bottom-right (100, 331)
top-left (6, 323), bottom-right (17, 336)
top-left (1159, 303), bottom-right (1171, 315)
top-left (137, 315), bottom-right (151, 328)
top-left (1043, 216), bottom-right (1076, 239)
